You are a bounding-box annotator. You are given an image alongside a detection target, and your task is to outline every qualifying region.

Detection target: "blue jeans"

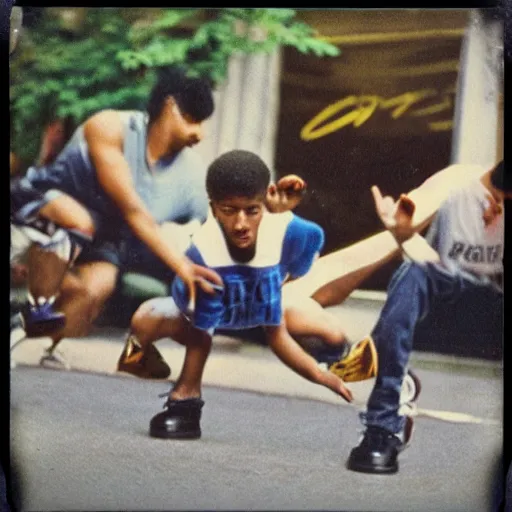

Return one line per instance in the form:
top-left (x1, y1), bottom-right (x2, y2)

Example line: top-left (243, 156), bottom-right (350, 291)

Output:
top-left (361, 261), bottom-right (502, 434)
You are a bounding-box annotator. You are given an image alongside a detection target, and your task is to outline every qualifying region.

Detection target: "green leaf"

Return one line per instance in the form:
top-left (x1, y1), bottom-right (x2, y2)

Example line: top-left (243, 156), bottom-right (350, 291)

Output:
top-left (10, 7), bottom-right (342, 164)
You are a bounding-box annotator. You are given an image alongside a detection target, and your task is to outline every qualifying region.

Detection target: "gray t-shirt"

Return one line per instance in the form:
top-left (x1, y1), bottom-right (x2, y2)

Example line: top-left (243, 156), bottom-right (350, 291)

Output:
top-left (426, 178), bottom-right (504, 280)
top-left (24, 110), bottom-right (209, 235)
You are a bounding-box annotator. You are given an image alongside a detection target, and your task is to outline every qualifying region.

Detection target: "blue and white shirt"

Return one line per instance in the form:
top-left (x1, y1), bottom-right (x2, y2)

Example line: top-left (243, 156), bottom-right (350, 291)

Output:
top-left (172, 210), bottom-right (324, 331)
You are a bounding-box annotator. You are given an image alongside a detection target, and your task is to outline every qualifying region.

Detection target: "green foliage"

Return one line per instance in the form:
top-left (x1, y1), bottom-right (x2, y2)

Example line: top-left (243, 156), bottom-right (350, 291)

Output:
top-left (10, 8), bottom-right (340, 163)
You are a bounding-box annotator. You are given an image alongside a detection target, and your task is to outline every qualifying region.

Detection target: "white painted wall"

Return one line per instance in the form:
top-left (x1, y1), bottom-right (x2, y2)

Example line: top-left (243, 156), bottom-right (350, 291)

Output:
top-left (451, 9), bottom-right (503, 167)
top-left (194, 50), bottom-right (282, 179)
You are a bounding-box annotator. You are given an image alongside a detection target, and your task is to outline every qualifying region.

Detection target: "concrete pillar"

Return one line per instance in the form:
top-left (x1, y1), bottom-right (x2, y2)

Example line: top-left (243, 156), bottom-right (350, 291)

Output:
top-left (451, 9), bottom-right (504, 167)
top-left (195, 50), bottom-right (282, 178)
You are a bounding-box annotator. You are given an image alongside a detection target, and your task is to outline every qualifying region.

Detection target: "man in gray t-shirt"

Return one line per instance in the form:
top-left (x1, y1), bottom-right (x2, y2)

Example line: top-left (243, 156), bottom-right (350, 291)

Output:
top-left (340, 160), bottom-right (508, 475)
top-left (11, 66), bottom-right (222, 363)
top-left (10, 64), bottom-right (306, 371)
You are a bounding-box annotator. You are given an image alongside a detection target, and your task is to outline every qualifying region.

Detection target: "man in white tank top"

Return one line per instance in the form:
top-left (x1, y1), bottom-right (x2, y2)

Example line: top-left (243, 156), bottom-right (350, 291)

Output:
top-left (343, 160), bottom-right (508, 475)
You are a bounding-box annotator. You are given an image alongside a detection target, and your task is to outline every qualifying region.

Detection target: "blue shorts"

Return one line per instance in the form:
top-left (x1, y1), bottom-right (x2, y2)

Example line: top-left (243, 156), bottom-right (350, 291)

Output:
top-left (77, 235), bottom-right (177, 284)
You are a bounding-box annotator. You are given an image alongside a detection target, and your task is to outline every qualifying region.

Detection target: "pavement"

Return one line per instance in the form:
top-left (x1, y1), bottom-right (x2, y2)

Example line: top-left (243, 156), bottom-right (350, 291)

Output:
top-left (9, 366), bottom-right (504, 512)
top-left (10, 294), bottom-right (503, 420)
top-left (8, 294), bottom-right (505, 511)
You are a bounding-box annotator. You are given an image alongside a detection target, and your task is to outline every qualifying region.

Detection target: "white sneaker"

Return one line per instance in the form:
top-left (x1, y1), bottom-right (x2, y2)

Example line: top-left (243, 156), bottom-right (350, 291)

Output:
top-left (40, 348), bottom-right (71, 371)
top-left (400, 368), bottom-right (422, 405)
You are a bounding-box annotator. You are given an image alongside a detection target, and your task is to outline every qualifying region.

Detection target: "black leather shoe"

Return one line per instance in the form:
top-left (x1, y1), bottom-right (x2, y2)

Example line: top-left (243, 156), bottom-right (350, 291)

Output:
top-left (149, 398), bottom-right (204, 439)
top-left (347, 425), bottom-right (403, 474)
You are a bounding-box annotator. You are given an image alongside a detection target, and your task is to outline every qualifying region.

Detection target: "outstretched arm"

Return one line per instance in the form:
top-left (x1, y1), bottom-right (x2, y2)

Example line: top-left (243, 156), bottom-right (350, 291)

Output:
top-left (265, 323), bottom-right (353, 403)
top-left (84, 110), bottom-right (222, 307)
top-left (283, 163), bottom-right (485, 304)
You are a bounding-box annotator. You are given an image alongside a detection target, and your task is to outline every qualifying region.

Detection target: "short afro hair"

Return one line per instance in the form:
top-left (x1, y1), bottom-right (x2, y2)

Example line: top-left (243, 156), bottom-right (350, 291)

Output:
top-left (147, 65), bottom-right (214, 124)
top-left (206, 150), bottom-right (271, 202)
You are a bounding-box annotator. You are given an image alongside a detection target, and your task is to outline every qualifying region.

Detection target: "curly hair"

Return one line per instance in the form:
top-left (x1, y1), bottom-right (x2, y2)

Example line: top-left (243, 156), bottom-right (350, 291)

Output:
top-left (206, 150), bottom-right (271, 202)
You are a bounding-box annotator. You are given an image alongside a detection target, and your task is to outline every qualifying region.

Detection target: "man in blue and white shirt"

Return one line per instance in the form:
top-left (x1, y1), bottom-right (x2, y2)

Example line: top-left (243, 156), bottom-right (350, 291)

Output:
top-left (118, 150), bottom-right (358, 439)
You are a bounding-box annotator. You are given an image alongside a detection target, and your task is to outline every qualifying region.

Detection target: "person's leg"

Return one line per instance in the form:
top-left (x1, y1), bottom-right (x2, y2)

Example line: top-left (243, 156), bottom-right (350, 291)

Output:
top-left (347, 261), bottom-right (478, 473)
top-left (282, 296), bottom-right (354, 366)
top-left (362, 262), bottom-right (469, 433)
top-left (115, 229), bottom-right (194, 379)
top-left (43, 260), bottom-right (119, 365)
top-left (129, 301), bottom-right (214, 439)
top-left (148, 327), bottom-right (211, 439)
top-left (117, 297), bottom-right (185, 379)
top-left (168, 325), bottom-right (212, 401)
top-left (29, 195), bottom-right (95, 302)
top-left (11, 188), bottom-right (95, 336)
top-left (38, 194), bottom-right (95, 234)
top-left (284, 296), bottom-right (347, 345)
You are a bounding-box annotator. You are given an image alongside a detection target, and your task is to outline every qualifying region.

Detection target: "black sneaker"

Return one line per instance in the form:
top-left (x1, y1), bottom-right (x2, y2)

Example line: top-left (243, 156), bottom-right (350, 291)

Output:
top-left (117, 337), bottom-right (171, 380)
top-left (149, 397), bottom-right (204, 440)
top-left (311, 343), bottom-right (350, 366)
top-left (347, 425), bottom-right (404, 474)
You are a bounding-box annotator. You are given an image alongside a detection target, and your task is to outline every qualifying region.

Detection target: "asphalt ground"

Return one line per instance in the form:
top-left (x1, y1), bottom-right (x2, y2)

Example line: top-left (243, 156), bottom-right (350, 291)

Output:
top-left (10, 366), bottom-right (503, 512)
top-left (8, 296), bottom-right (505, 511)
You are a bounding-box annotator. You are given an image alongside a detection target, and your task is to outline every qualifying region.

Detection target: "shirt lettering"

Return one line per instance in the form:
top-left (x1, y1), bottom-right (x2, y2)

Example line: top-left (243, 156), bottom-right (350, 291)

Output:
top-left (448, 242), bottom-right (502, 264)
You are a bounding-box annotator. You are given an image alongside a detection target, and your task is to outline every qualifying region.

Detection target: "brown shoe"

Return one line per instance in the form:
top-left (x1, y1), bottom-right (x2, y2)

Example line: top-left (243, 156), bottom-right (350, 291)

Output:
top-left (117, 336), bottom-right (171, 379)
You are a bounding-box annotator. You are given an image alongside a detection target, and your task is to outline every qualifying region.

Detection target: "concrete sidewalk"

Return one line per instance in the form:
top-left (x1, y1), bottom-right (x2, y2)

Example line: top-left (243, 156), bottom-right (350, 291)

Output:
top-left (10, 367), bottom-right (503, 512)
top-left (10, 292), bottom-right (502, 379)
top-left (10, 325), bottom-right (372, 408)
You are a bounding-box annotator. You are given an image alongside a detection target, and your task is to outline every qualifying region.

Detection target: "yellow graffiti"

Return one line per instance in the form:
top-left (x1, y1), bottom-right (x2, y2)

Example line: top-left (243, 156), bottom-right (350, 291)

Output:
top-left (429, 120), bottom-right (453, 131)
top-left (379, 90), bottom-right (438, 118)
top-left (301, 88), bottom-right (454, 141)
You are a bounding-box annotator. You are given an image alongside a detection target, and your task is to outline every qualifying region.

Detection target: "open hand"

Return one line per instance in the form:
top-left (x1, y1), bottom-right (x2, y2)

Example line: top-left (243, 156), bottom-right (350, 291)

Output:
top-left (266, 174), bottom-right (307, 213)
top-left (322, 367), bottom-right (354, 402)
top-left (371, 185), bottom-right (416, 243)
top-left (333, 375), bottom-right (353, 403)
top-left (177, 259), bottom-right (223, 312)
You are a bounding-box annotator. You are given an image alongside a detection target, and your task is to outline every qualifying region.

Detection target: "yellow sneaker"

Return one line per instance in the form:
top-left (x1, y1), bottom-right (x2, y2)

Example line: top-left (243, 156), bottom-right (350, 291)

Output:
top-left (328, 336), bottom-right (378, 382)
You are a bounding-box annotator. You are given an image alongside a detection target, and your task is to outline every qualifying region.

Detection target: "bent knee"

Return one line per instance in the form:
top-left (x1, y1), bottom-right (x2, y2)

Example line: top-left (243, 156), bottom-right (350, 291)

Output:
top-left (84, 283), bottom-right (115, 307)
top-left (65, 217), bottom-right (95, 238)
top-left (60, 274), bottom-right (89, 298)
top-left (131, 303), bottom-right (155, 335)
top-left (61, 274), bottom-right (115, 309)
top-left (322, 316), bottom-right (347, 345)
top-left (131, 298), bottom-right (179, 333)
top-left (401, 261), bottom-right (430, 282)
top-left (39, 194), bottom-right (95, 237)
